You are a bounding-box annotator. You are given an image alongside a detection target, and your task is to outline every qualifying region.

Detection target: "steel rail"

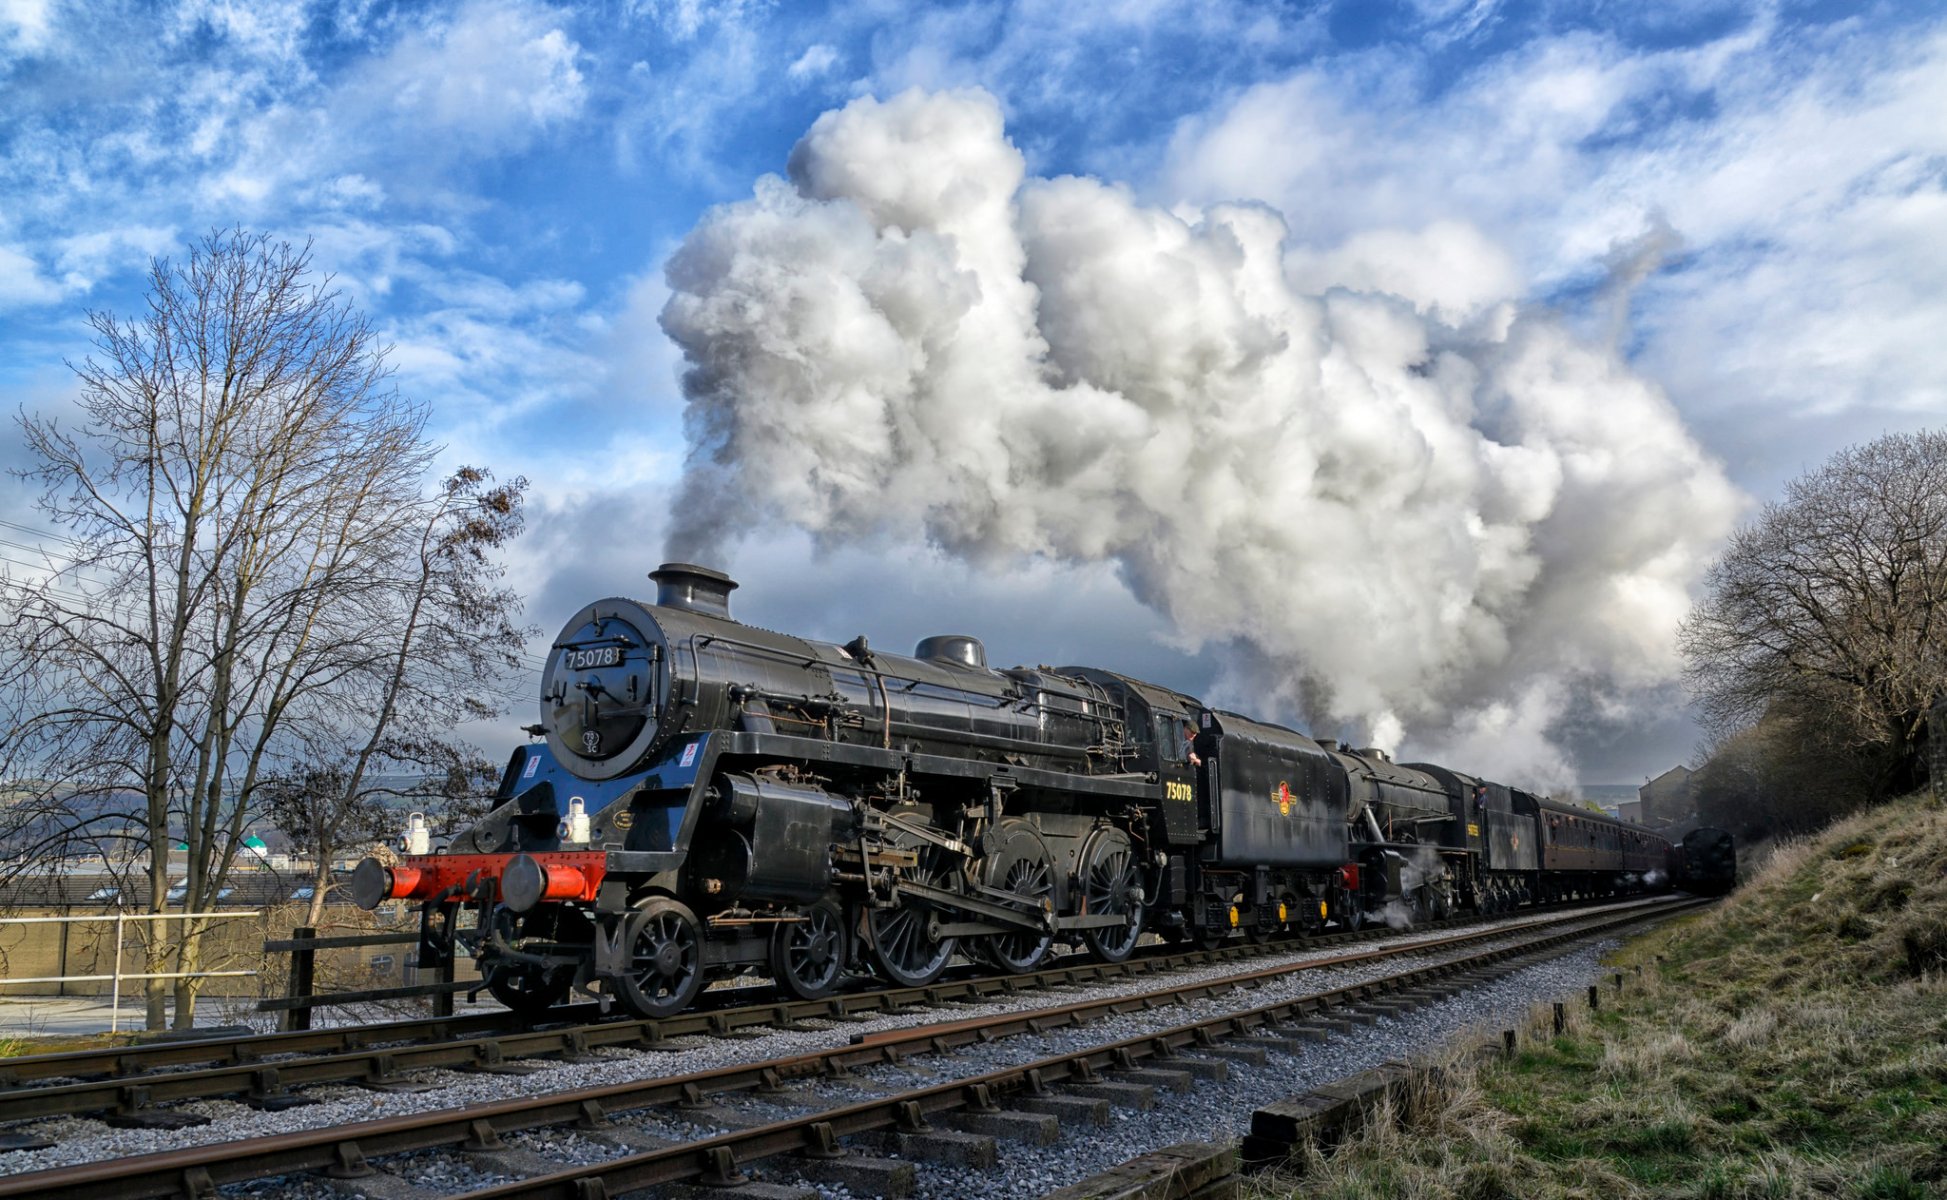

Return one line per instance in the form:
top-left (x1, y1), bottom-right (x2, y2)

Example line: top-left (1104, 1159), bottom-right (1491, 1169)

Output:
top-left (0, 893), bottom-right (1633, 1092)
top-left (0, 934), bottom-right (1318, 1089)
top-left (0, 898), bottom-right (1704, 1200)
top-left (0, 899), bottom-right (1570, 1105)
top-left (0, 1008), bottom-right (556, 1090)
top-left (0, 916), bottom-right (1441, 1123)
top-left (469, 898), bottom-right (1710, 1200)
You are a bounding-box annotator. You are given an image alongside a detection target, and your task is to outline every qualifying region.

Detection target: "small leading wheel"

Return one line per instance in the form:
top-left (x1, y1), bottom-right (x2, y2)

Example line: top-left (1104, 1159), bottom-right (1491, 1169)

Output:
top-left (485, 959), bottom-right (574, 1017)
top-left (617, 896), bottom-right (706, 1018)
top-left (868, 844), bottom-right (960, 987)
top-left (771, 900), bottom-right (847, 1000)
top-left (482, 907), bottom-right (575, 1018)
top-left (978, 821), bottom-right (1056, 974)
top-left (1077, 826), bottom-right (1145, 963)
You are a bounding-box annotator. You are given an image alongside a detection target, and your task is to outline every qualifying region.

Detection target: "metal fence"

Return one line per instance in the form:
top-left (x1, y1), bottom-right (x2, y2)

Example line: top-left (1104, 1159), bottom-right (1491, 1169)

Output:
top-left (0, 910), bottom-right (261, 1033)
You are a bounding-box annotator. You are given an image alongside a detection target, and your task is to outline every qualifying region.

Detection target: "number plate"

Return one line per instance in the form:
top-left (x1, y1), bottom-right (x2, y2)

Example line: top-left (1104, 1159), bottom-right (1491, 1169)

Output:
top-left (561, 646), bottom-right (624, 670)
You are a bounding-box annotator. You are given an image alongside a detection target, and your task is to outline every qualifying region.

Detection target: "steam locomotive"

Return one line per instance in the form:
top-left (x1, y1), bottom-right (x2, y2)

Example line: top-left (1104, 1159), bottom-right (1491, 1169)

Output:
top-left (1676, 826), bottom-right (1738, 896)
top-left (351, 564), bottom-right (1700, 1018)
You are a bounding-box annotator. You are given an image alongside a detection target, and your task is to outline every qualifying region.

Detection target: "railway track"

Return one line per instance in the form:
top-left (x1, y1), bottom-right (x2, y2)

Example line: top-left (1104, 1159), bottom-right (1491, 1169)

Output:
top-left (0, 896), bottom-right (1705, 1199)
top-left (0, 896), bottom-right (1622, 1122)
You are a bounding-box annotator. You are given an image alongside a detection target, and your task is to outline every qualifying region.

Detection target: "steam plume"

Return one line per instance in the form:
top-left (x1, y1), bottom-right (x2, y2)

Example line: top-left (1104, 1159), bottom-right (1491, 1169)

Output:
top-left (659, 89), bottom-right (1741, 784)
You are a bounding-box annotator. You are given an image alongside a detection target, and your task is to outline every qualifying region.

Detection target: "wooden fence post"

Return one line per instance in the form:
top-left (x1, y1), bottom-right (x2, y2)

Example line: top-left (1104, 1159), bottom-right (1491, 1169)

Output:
top-left (435, 944), bottom-right (456, 1018)
top-left (281, 927), bottom-right (316, 1032)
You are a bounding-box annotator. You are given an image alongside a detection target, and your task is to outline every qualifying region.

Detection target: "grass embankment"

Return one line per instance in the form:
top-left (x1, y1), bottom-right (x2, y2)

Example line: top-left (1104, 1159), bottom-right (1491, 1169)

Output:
top-left (1259, 793), bottom-right (1947, 1200)
top-left (0, 1030), bottom-right (123, 1056)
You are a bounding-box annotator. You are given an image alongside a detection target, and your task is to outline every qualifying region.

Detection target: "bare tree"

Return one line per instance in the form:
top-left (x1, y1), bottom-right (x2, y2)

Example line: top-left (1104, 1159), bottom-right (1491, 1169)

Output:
top-left (265, 467), bottom-right (531, 926)
top-left (1682, 429), bottom-right (1947, 807)
top-left (0, 231), bottom-right (529, 1028)
top-left (1687, 697), bottom-right (1875, 840)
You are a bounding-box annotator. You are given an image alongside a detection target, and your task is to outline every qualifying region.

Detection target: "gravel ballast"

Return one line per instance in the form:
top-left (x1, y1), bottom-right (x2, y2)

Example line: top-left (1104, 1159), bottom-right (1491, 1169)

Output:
top-left (804, 940), bottom-right (1627, 1200)
top-left (0, 902), bottom-right (1672, 1190)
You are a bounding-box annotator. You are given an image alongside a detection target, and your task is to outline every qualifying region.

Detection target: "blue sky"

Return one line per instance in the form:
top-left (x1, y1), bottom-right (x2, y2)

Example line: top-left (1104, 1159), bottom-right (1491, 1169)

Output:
top-left (3, 0), bottom-right (1943, 785)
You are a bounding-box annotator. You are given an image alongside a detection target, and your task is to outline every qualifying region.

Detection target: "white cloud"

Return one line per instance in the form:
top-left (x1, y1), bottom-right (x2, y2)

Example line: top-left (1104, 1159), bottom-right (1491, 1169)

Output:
top-left (377, 263), bottom-right (604, 454)
top-left (304, 218), bottom-right (461, 304)
top-left (167, 0), bottom-right (312, 64)
top-left (860, 1), bottom-right (1333, 135)
top-left (1159, 18), bottom-right (1947, 439)
top-left (345, 0), bottom-right (585, 154)
top-left (312, 173), bottom-right (388, 210)
top-left (788, 42), bottom-right (838, 83)
top-left (0, 0), bottom-right (56, 56)
top-left (0, 243), bottom-right (63, 307)
top-left (51, 225), bottom-right (177, 289)
top-left (1406, 0), bottom-right (1504, 47)
top-left (636, 0), bottom-right (765, 43)
top-left (610, 3), bottom-right (766, 183)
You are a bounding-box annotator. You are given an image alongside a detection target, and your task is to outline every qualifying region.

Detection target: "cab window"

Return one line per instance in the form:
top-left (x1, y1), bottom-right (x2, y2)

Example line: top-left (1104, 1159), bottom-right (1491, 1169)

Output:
top-left (1153, 714), bottom-right (1184, 761)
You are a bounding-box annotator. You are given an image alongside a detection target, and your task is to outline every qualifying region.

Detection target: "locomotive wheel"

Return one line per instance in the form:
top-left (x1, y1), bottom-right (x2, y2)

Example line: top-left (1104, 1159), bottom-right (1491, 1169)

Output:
top-left (1233, 893), bottom-right (1269, 944)
top-left (482, 907), bottom-right (576, 1018)
top-left (486, 960), bottom-right (574, 1017)
top-left (1407, 888), bottom-right (1430, 924)
top-left (771, 900), bottom-right (847, 1001)
top-left (1077, 826), bottom-right (1145, 964)
top-left (617, 897), bottom-right (705, 1018)
top-left (867, 844), bottom-right (959, 988)
top-left (978, 821), bottom-right (1056, 973)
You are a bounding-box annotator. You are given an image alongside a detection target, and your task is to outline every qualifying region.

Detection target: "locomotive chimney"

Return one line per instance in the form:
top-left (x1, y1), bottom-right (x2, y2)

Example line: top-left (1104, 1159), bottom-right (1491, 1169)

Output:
top-left (650, 562), bottom-right (739, 619)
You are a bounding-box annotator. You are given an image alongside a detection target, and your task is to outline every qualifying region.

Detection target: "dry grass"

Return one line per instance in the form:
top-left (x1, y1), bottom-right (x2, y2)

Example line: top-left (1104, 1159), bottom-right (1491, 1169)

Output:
top-left (1253, 792), bottom-right (1947, 1200)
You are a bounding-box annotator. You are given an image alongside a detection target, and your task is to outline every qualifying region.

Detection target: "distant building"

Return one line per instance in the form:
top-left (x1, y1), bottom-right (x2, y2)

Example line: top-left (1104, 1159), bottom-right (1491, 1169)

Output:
top-left (1639, 765), bottom-right (1693, 830)
top-left (1616, 799), bottom-right (1642, 822)
top-left (1578, 783), bottom-right (1638, 811)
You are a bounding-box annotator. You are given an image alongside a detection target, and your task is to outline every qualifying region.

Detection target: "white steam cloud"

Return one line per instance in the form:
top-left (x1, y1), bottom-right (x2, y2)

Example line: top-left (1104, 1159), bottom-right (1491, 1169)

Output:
top-left (659, 88), bottom-right (1741, 787)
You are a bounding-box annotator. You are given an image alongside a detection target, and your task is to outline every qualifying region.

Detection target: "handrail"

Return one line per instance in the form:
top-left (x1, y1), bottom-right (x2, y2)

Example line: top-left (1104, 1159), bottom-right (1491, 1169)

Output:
top-left (0, 910), bottom-right (262, 1034)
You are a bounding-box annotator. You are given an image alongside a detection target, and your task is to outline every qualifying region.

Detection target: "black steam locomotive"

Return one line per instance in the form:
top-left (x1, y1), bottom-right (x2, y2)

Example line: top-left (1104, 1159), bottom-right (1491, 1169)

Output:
top-left (1676, 827), bottom-right (1738, 895)
top-left (352, 564), bottom-right (1700, 1018)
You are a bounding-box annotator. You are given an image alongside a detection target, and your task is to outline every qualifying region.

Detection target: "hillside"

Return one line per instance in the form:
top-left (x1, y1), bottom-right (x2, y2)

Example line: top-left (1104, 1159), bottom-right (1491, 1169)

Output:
top-left (1265, 792), bottom-right (1947, 1199)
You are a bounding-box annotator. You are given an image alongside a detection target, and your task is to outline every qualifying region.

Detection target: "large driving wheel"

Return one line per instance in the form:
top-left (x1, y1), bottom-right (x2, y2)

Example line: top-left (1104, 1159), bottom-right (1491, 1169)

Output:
top-left (1334, 887), bottom-right (1365, 932)
top-left (771, 899), bottom-right (847, 1000)
top-left (1077, 826), bottom-right (1145, 963)
top-left (617, 896), bottom-right (705, 1018)
top-left (867, 843), bottom-right (960, 988)
top-left (978, 821), bottom-right (1056, 974)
